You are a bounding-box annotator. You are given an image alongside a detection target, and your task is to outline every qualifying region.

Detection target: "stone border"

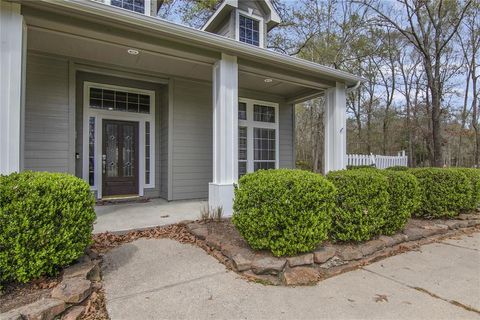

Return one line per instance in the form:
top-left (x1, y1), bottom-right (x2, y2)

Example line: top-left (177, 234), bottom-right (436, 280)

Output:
top-left (186, 213), bottom-right (480, 286)
top-left (1, 250), bottom-right (102, 320)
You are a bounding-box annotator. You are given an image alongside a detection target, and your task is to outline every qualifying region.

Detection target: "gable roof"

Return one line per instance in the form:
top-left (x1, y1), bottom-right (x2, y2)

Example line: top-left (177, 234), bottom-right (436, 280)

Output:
top-left (202, 0), bottom-right (281, 32)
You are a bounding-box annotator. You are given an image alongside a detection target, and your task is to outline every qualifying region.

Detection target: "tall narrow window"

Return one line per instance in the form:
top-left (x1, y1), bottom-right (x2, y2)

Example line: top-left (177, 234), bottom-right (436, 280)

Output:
top-left (238, 126), bottom-right (248, 178)
top-left (254, 128), bottom-right (276, 171)
top-left (88, 117), bottom-right (95, 186)
top-left (239, 15), bottom-right (260, 46)
top-left (145, 121), bottom-right (151, 185)
top-left (238, 100), bottom-right (278, 177)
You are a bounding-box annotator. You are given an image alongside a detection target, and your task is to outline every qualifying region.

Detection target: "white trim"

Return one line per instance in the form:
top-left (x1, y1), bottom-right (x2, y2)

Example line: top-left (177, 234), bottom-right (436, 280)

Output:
top-left (82, 81), bottom-right (156, 199)
top-left (235, 9), bottom-right (265, 48)
top-left (238, 97), bottom-right (279, 175)
top-left (324, 82), bottom-right (347, 173)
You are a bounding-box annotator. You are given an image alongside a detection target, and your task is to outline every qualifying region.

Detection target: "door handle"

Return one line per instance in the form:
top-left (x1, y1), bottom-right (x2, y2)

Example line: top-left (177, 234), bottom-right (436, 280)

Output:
top-left (102, 154), bottom-right (106, 174)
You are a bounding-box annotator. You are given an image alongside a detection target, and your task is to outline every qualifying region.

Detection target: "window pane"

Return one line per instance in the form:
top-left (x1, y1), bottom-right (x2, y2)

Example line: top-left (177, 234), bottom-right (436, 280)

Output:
top-left (254, 128), bottom-right (275, 171)
top-left (238, 102), bottom-right (247, 120)
top-left (239, 15), bottom-right (260, 47)
top-left (88, 117), bottom-right (95, 186)
top-left (239, 126), bottom-right (247, 160)
top-left (254, 104), bottom-right (275, 123)
top-left (239, 162), bottom-right (247, 179)
top-left (254, 161), bottom-right (275, 171)
top-left (145, 121), bottom-right (151, 185)
top-left (89, 87), bottom-right (151, 114)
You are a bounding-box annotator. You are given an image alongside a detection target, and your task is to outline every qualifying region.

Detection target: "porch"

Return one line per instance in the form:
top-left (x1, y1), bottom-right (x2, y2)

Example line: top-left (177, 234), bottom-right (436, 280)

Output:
top-left (94, 199), bottom-right (206, 234)
top-left (1, 0), bottom-right (361, 217)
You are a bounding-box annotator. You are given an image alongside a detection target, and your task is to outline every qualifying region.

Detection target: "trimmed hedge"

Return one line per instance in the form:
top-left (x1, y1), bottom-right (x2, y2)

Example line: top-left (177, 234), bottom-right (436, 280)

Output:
top-left (452, 168), bottom-right (480, 211)
top-left (232, 169), bottom-right (336, 257)
top-left (409, 168), bottom-right (472, 218)
top-left (386, 166), bottom-right (409, 171)
top-left (326, 169), bottom-right (389, 241)
top-left (0, 172), bottom-right (96, 286)
top-left (379, 170), bottom-right (421, 234)
top-left (346, 165), bottom-right (376, 170)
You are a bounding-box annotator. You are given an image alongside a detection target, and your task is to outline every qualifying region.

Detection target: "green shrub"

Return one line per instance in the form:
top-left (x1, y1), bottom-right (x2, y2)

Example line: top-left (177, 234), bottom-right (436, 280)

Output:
top-left (378, 170), bottom-right (421, 234)
top-left (0, 171), bottom-right (96, 286)
top-left (386, 166), bottom-right (409, 171)
top-left (452, 168), bottom-right (480, 211)
top-left (326, 169), bottom-right (389, 241)
top-left (346, 165), bottom-right (376, 170)
top-left (232, 169), bottom-right (336, 257)
top-left (409, 168), bottom-right (472, 218)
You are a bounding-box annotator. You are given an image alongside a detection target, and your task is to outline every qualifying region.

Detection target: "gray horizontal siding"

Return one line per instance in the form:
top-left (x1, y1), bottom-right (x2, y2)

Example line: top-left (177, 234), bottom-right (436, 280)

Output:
top-left (171, 79), bottom-right (212, 200)
top-left (279, 102), bottom-right (295, 168)
top-left (24, 54), bottom-right (70, 172)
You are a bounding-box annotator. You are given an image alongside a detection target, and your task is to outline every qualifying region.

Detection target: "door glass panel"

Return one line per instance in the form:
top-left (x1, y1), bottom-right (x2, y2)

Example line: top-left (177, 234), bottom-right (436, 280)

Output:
top-left (105, 123), bottom-right (119, 177)
top-left (123, 125), bottom-right (135, 177)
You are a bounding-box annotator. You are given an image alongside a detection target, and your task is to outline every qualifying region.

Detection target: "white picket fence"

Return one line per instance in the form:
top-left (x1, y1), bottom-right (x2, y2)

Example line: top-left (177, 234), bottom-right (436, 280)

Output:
top-left (346, 151), bottom-right (407, 169)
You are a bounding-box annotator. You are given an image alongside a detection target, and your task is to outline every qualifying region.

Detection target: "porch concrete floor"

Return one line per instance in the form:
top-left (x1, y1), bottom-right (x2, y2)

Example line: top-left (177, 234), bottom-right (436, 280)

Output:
top-left (102, 232), bottom-right (480, 320)
top-left (94, 198), bottom-right (206, 234)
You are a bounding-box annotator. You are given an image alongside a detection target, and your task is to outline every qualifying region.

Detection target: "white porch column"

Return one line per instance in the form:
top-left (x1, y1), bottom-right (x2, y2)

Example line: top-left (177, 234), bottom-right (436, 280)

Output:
top-left (0, 2), bottom-right (24, 174)
top-left (209, 53), bottom-right (238, 216)
top-left (324, 82), bottom-right (347, 174)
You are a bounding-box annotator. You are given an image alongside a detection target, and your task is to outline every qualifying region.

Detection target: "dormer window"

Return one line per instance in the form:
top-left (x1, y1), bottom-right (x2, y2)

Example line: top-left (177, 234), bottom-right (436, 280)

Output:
top-left (239, 15), bottom-right (260, 46)
top-left (102, 0), bottom-right (151, 15)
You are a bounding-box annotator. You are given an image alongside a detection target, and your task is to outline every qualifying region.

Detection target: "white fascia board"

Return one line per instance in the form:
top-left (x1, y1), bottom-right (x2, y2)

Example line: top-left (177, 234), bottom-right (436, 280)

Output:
top-left (24, 0), bottom-right (364, 85)
top-left (263, 0), bottom-right (281, 25)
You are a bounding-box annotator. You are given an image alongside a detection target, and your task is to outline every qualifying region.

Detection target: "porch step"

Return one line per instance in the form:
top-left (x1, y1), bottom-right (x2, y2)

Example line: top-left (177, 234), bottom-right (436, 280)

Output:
top-left (96, 196), bottom-right (149, 206)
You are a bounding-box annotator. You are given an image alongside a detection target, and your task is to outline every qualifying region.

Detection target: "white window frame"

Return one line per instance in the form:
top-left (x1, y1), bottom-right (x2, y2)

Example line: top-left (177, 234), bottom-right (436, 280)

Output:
top-left (82, 81), bottom-right (155, 199)
top-left (235, 9), bottom-right (265, 48)
top-left (238, 98), bottom-right (279, 175)
top-left (102, 0), bottom-right (152, 16)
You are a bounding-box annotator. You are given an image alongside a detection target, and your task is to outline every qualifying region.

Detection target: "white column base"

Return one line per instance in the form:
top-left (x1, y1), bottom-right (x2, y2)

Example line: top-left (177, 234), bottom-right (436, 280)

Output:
top-left (208, 182), bottom-right (234, 217)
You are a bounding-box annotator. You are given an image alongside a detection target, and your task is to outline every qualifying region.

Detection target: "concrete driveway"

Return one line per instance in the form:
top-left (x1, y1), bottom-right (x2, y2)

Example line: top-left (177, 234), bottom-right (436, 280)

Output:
top-left (102, 233), bottom-right (480, 320)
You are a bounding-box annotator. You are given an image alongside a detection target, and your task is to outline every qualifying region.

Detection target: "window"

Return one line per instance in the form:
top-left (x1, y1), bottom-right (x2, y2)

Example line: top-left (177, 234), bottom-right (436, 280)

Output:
top-left (254, 128), bottom-right (276, 171)
top-left (238, 102), bottom-right (247, 120)
top-left (238, 126), bottom-right (248, 178)
top-left (254, 104), bottom-right (275, 123)
top-left (238, 99), bottom-right (278, 178)
top-left (88, 117), bottom-right (95, 186)
top-left (239, 15), bottom-right (260, 46)
top-left (89, 87), bottom-right (150, 114)
top-left (145, 121), bottom-right (151, 185)
top-left (111, 0), bottom-right (146, 14)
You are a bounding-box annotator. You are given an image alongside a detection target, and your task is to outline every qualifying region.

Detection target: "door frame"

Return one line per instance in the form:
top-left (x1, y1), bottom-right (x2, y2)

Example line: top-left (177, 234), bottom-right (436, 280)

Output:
top-left (102, 119), bottom-right (140, 197)
top-left (82, 81), bottom-right (155, 199)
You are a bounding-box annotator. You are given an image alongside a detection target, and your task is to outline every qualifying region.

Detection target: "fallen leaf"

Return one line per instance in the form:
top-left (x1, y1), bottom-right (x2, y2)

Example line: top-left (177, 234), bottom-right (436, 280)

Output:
top-left (374, 294), bottom-right (388, 303)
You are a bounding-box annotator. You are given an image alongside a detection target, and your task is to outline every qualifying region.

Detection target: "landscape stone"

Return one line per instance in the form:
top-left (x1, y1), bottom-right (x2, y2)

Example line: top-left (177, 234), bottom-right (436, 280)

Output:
top-left (314, 246), bottom-right (336, 264)
top-left (19, 298), bottom-right (65, 320)
top-left (232, 253), bottom-right (252, 271)
top-left (251, 256), bottom-right (287, 275)
top-left (457, 213), bottom-right (479, 220)
top-left (61, 306), bottom-right (85, 320)
top-left (319, 256), bottom-right (346, 269)
top-left (0, 310), bottom-right (23, 320)
top-left (282, 267), bottom-right (319, 285)
top-left (190, 226), bottom-right (208, 240)
top-left (287, 253), bottom-right (314, 267)
top-left (444, 220), bottom-right (462, 229)
top-left (467, 219), bottom-right (480, 227)
top-left (337, 246), bottom-right (363, 261)
top-left (63, 260), bottom-right (99, 280)
top-left (242, 270), bottom-right (281, 285)
top-left (205, 235), bottom-right (223, 250)
top-left (359, 239), bottom-right (385, 256)
top-left (391, 233), bottom-right (408, 245)
top-left (51, 278), bottom-right (92, 304)
top-left (403, 227), bottom-right (425, 241)
top-left (378, 236), bottom-right (397, 247)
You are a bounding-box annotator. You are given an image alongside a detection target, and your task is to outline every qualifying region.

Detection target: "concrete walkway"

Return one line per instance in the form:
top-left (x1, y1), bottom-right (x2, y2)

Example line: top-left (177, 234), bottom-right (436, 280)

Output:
top-left (102, 233), bottom-right (480, 320)
top-left (94, 199), bottom-right (206, 234)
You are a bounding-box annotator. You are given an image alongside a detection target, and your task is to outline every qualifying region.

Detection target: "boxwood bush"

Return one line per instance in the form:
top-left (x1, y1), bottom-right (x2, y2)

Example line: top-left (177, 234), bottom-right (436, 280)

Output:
top-left (452, 168), bottom-right (480, 211)
top-left (0, 171), bottom-right (96, 286)
top-left (409, 168), bottom-right (472, 218)
top-left (386, 166), bottom-right (409, 171)
top-left (346, 165), bottom-right (376, 170)
top-left (379, 170), bottom-right (420, 234)
top-left (232, 169), bottom-right (336, 257)
top-left (326, 169), bottom-right (389, 241)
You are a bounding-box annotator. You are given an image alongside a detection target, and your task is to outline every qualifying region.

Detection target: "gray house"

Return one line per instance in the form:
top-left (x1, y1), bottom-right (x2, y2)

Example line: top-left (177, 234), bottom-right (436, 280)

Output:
top-left (0, 0), bottom-right (362, 215)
